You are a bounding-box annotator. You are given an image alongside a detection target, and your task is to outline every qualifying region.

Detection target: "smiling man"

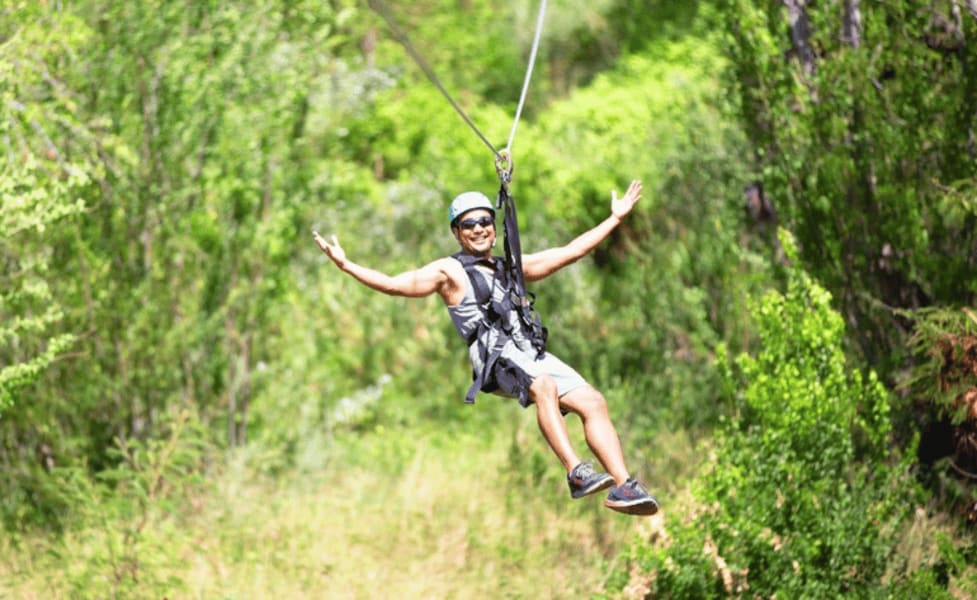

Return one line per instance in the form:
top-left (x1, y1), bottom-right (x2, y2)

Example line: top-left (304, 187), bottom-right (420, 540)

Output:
top-left (313, 180), bottom-right (658, 515)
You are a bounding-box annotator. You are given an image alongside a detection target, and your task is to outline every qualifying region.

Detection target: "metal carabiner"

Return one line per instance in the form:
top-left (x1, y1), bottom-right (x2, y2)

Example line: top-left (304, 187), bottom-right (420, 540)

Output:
top-left (494, 149), bottom-right (514, 190)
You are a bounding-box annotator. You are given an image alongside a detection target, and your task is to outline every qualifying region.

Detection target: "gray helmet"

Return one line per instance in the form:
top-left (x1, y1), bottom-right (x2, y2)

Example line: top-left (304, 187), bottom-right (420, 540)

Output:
top-left (448, 191), bottom-right (495, 226)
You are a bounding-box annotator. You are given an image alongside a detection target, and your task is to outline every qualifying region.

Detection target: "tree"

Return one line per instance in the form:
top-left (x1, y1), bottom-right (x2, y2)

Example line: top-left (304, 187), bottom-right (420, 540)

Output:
top-left (615, 231), bottom-right (914, 597)
top-left (714, 0), bottom-right (977, 374)
top-left (0, 4), bottom-right (106, 527)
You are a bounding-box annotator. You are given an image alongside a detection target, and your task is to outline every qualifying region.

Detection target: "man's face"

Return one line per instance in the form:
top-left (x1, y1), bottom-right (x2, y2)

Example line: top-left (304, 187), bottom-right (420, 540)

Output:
top-left (452, 209), bottom-right (496, 256)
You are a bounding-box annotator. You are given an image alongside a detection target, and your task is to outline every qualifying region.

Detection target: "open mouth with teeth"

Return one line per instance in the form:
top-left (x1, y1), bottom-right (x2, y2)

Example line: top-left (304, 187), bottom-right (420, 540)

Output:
top-left (462, 233), bottom-right (493, 254)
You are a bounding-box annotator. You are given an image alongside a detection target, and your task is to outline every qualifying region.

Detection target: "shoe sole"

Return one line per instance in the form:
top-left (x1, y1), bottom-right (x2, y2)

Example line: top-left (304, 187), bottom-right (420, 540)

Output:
top-left (570, 475), bottom-right (615, 499)
top-left (604, 497), bottom-right (660, 516)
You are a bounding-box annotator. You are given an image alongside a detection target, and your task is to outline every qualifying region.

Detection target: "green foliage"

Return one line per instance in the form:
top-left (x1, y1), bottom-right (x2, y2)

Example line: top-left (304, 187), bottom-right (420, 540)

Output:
top-left (534, 41), bottom-right (729, 226)
top-left (0, 8), bottom-right (94, 410)
top-left (15, 407), bottom-right (211, 599)
top-left (0, 6), bottom-right (106, 530)
top-left (368, 0), bottom-right (540, 106)
top-left (899, 306), bottom-right (977, 523)
top-left (903, 307), bottom-right (977, 425)
top-left (7, 0), bottom-right (972, 595)
top-left (712, 0), bottom-right (977, 375)
top-left (616, 230), bottom-right (917, 597)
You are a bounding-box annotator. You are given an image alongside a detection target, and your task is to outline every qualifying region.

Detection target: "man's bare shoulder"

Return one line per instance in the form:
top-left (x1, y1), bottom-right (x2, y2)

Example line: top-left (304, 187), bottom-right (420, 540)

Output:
top-left (431, 255), bottom-right (468, 304)
top-left (432, 255), bottom-right (467, 280)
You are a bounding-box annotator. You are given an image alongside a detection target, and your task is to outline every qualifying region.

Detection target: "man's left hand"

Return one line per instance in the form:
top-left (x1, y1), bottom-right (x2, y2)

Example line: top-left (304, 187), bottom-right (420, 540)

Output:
top-left (611, 179), bottom-right (642, 220)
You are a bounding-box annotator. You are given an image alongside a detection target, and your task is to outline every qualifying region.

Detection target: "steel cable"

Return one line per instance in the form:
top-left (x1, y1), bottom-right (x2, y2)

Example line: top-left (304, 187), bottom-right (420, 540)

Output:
top-left (367, 0), bottom-right (547, 165)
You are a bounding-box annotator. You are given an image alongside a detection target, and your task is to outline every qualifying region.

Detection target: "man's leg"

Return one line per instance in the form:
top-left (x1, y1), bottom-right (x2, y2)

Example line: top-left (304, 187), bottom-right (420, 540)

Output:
top-left (529, 374), bottom-right (581, 473)
top-left (558, 386), bottom-right (629, 485)
top-left (560, 386), bottom-right (659, 515)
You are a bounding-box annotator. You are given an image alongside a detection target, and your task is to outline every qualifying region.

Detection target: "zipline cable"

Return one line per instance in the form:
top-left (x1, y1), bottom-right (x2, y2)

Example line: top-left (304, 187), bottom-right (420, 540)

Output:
top-left (366, 0), bottom-right (501, 159)
top-left (367, 0), bottom-right (548, 168)
top-left (506, 0), bottom-right (547, 155)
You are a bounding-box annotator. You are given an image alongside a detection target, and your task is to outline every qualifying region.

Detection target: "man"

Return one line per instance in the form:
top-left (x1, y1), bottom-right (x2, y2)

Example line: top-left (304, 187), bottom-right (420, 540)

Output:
top-left (313, 179), bottom-right (658, 515)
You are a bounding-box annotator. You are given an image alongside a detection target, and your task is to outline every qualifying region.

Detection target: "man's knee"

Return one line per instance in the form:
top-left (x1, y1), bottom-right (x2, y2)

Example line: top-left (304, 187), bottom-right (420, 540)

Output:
top-left (564, 387), bottom-right (609, 417)
top-left (529, 374), bottom-right (558, 404)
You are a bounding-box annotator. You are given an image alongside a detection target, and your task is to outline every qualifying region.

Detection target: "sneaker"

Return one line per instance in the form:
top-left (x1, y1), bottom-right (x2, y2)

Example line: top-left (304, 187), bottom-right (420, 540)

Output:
top-left (567, 462), bottom-right (615, 499)
top-left (604, 478), bottom-right (660, 516)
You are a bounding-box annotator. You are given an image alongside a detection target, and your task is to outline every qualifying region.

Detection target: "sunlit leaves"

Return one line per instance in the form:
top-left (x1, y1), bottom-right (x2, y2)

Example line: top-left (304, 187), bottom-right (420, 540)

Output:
top-left (627, 231), bottom-right (908, 597)
top-left (0, 8), bottom-right (100, 418)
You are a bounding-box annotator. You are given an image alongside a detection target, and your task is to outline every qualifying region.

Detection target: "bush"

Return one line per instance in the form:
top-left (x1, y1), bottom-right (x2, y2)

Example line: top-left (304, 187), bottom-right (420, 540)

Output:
top-left (611, 230), bottom-right (919, 598)
top-left (41, 407), bottom-right (211, 599)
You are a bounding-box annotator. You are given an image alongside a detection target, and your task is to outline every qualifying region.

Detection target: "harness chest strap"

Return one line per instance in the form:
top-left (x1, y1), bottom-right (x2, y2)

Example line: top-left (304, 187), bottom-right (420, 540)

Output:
top-left (453, 253), bottom-right (509, 403)
top-left (495, 183), bottom-right (548, 358)
top-left (452, 252), bottom-right (550, 405)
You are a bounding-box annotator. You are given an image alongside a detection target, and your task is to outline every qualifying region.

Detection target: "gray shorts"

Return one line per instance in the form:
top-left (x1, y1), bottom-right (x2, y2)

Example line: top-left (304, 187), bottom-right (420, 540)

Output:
top-left (476, 340), bottom-right (590, 407)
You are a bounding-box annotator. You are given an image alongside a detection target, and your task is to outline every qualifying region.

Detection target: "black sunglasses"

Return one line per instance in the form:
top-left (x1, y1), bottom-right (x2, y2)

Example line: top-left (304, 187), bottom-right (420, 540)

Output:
top-left (457, 215), bottom-right (495, 230)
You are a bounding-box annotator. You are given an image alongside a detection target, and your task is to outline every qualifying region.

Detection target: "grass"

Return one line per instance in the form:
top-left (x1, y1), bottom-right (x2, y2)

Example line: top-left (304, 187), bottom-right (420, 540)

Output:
top-left (4, 403), bottom-right (974, 598)
top-left (0, 407), bottom-right (680, 599)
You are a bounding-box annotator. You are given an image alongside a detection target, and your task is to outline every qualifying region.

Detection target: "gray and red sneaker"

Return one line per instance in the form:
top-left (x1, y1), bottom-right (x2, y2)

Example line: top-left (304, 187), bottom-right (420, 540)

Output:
top-left (567, 462), bottom-right (615, 499)
top-left (604, 478), bottom-right (659, 515)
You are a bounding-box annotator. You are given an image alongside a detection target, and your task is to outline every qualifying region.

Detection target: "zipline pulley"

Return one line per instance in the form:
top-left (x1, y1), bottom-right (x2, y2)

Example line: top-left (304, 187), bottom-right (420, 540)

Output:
top-left (494, 149), bottom-right (513, 192)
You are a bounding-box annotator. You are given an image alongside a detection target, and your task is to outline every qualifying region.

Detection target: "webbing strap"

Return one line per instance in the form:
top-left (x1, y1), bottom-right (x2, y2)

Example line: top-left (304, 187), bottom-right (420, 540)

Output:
top-left (496, 183), bottom-right (548, 358)
top-left (467, 338), bottom-right (505, 404)
top-left (453, 253), bottom-right (507, 404)
top-left (466, 261), bottom-right (496, 313)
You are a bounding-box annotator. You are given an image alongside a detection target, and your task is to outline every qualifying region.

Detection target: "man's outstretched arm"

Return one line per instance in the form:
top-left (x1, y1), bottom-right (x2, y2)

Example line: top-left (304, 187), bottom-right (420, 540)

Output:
top-left (522, 179), bottom-right (642, 282)
top-left (313, 231), bottom-right (448, 298)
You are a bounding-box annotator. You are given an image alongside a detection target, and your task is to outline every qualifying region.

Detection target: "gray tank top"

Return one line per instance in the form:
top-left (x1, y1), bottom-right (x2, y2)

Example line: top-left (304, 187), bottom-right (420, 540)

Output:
top-left (446, 264), bottom-right (530, 352)
top-left (446, 260), bottom-right (589, 400)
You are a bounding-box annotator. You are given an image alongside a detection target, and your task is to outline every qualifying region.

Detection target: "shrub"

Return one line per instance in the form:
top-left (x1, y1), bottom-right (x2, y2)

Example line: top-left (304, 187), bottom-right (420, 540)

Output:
top-left (612, 230), bottom-right (919, 598)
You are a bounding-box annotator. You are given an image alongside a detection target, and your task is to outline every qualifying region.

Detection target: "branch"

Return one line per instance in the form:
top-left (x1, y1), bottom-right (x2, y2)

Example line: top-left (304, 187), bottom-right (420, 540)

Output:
top-left (7, 97), bottom-right (69, 172)
top-left (785, 0), bottom-right (816, 76)
top-left (868, 43), bottom-right (884, 91)
top-left (843, 0), bottom-right (862, 48)
top-left (950, 459), bottom-right (977, 480)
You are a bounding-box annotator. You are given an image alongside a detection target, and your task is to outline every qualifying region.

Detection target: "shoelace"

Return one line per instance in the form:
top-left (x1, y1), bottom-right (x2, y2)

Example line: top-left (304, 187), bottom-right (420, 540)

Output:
top-left (574, 462), bottom-right (596, 479)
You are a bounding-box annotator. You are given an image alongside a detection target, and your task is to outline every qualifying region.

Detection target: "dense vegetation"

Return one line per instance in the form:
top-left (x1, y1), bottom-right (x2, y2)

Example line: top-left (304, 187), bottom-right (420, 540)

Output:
top-left (2, 1), bottom-right (976, 597)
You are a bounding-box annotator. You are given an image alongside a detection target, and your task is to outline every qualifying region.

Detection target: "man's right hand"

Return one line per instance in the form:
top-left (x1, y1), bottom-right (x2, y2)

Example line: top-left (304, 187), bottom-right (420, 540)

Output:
top-left (313, 231), bottom-right (346, 269)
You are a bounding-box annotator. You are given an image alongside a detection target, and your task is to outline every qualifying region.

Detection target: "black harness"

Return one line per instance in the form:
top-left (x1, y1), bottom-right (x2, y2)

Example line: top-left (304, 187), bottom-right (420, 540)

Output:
top-left (452, 178), bottom-right (548, 404)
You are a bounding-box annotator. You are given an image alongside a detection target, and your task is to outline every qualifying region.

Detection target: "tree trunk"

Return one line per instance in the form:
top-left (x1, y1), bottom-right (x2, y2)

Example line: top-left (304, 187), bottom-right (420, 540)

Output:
top-left (236, 333), bottom-right (251, 445)
top-left (843, 0), bottom-right (862, 48)
top-left (225, 264), bottom-right (239, 448)
top-left (784, 0), bottom-right (816, 75)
